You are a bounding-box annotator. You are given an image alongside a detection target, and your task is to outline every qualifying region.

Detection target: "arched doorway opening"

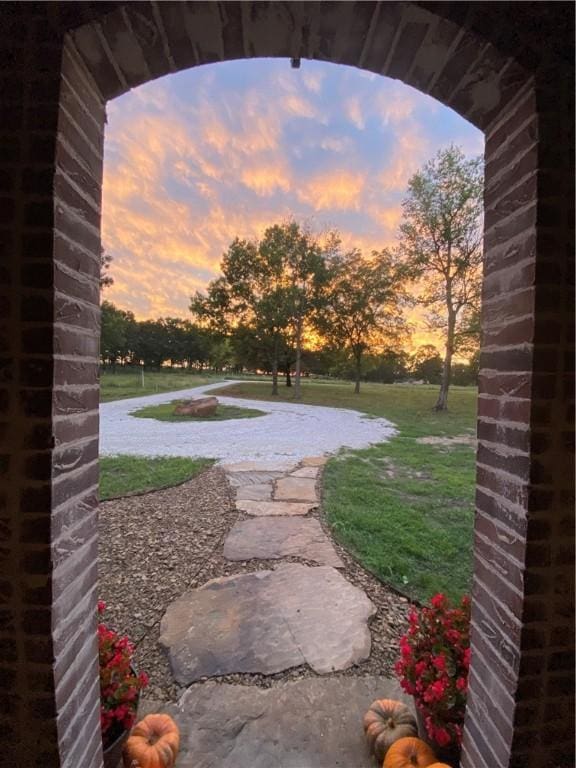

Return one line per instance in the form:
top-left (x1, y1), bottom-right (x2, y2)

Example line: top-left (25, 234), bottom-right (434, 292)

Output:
top-left (96, 59), bottom-right (485, 753)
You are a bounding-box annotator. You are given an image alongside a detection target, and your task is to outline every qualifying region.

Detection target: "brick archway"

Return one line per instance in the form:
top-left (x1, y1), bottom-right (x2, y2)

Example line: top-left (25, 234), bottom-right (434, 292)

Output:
top-left (2, 3), bottom-right (573, 767)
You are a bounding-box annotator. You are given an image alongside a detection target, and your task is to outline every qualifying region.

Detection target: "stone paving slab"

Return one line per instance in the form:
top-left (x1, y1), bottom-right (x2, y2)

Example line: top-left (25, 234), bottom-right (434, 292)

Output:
top-left (222, 460), bottom-right (298, 472)
top-left (227, 471), bottom-right (284, 488)
top-left (301, 456), bottom-right (329, 466)
top-left (163, 676), bottom-right (412, 768)
top-left (236, 500), bottom-right (315, 516)
top-left (290, 466), bottom-right (320, 479)
top-left (159, 563), bottom-right (375, 684)
top-left (235, 484), bottom-right (272, 501)
top-left (275, 476), bottom-right (318, 502)
top-left (223, 517), bottom-right (343, 567)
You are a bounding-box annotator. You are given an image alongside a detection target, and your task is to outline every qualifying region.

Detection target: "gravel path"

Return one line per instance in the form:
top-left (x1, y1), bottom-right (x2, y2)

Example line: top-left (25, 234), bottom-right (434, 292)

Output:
top-left (98, 464), bottom-right (412, 703)
top-left (99, 381), bottom-right (396, 462)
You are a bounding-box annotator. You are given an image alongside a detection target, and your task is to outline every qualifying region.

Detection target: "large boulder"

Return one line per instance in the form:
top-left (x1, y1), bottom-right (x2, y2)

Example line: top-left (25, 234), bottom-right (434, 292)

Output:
top-left (173, 396), bottom-right (218, 417)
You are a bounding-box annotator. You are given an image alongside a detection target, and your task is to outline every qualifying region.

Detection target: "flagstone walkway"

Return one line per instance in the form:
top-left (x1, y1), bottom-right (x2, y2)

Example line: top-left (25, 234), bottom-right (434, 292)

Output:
top-left (152, 457), bottom-right (410, 767)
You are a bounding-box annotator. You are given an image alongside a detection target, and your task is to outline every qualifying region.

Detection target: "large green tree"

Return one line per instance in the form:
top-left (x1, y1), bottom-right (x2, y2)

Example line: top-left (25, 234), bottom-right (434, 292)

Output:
top-left (318, 249), bottom-right (407, 394)
top-left (191, 222), bottom-right (331, 396)
top-left (191, 235), bottom-right (293, 395)
top-left (259, 222), bottom-right (332, 399)
top-left (398, 145), bottom-right (483, 410)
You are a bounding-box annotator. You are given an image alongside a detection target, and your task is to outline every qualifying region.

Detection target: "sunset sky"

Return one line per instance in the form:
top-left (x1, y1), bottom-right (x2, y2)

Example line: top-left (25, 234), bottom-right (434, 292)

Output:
top-left (102, 58), bottom-right (483, 350)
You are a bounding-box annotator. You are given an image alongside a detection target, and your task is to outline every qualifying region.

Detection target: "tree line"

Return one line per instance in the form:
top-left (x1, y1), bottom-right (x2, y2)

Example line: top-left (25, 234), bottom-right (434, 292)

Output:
top-left (100, 302), bottom-right (478, 386)
top-left (100, 306), bottom-right (230, 371)
top-left (101, 146), bottom-right (483, 410)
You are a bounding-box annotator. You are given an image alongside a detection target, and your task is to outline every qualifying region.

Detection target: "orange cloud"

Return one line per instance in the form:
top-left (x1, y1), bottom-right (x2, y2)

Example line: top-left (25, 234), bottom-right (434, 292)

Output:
top-left (241, 163), bottom-right (292, 196)
top-left (298, 170), bottom-right (366, 210)
top-left (283, 94), bottom-right (320, 120)
top-left (368, 204), bottom-right (403, 238)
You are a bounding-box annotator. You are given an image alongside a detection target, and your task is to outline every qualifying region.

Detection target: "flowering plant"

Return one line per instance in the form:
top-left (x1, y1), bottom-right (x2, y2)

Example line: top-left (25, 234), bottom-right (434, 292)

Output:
top-left (395, 593), bottom-right (471, 748)
top-left (98, 601), bottom-right (149, 747)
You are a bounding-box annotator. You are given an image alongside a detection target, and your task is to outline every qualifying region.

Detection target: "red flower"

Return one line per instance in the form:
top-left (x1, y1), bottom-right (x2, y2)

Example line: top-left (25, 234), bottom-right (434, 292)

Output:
top-left (432, 654), bottom-right (446, 672)
top-left (423, 679), bottom-right (447, 703)
top-left (415, 660), bottom-right (427, 676)
top-left (431, 593), bottom-right (446, 609)
top-left (446, 629), bottom-right (461, 644)
top-left (434, 727), bottom-right (452, 746)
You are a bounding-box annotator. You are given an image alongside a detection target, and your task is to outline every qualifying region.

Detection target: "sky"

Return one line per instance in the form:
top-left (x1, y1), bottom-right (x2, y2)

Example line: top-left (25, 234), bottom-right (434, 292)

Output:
top-left (102, 58), bottom-right (483, 350)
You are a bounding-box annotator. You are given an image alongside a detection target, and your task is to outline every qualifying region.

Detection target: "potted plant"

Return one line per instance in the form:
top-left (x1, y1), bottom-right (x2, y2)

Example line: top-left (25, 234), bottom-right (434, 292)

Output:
top-left (98, 601), bottom-right (149, 768)
top-left (394, 593), bottom-right (471, 767)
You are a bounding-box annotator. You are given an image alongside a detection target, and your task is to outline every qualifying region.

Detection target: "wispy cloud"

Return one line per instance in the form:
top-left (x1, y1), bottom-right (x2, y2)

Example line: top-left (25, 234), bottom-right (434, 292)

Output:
top-left (379, 126), bottom-right (430, 193)
top-left (241, 161), bottom-right (292, 196)
top-left (345, 96), bottom-right (366, 130)
top-left (302, 68), bottom-right (325, 94)
top-left (298, 169), bottom-right (366, 210)
top-left (319, 135), bottom-right (353, 153)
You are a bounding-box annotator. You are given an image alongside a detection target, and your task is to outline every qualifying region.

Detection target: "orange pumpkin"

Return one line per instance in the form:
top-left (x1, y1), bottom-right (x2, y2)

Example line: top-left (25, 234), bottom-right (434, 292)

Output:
top-left (382, 736), bottom-right (437, 768)
top-left (363, 698), bottom-right (418, 761)
top-left (428, 764), bottom-right (453, 767)
top-left (122, 714), bottom-right (180, 768)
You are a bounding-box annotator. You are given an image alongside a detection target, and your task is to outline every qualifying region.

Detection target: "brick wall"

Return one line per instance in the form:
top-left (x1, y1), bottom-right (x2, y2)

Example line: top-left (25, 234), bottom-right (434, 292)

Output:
top-left (1, 6), bottom-right (62, 764)
top-left (508, 76), bottom-right (575, 768)
top-left (464, 69), bottom-right (575, 768)
top-left (51, 41), bottom-right (106, 768)
top-left (0, 2), bottom-right (573, 766)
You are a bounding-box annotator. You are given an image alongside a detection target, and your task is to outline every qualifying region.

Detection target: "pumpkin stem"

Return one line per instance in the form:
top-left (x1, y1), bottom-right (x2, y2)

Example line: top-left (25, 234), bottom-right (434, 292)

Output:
top-left (386, 717), bottom-right (395, 729)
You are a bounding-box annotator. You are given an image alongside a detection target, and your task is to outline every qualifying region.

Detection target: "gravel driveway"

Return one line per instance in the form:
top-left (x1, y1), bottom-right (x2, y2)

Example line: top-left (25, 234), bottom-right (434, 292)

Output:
top-left (100, 381), bottom-right (396, 462)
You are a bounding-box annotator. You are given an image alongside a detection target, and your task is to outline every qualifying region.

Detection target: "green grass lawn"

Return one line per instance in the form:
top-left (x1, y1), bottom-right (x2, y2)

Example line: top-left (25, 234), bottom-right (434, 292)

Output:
top-left (100, 370), bottom-right (223, 402)
top-left (100, 455), bottom-right (214, 500)
top-left (130, 400), bottom-right (266, 422)
top-left (213, 381), bottom-right (477, 602)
